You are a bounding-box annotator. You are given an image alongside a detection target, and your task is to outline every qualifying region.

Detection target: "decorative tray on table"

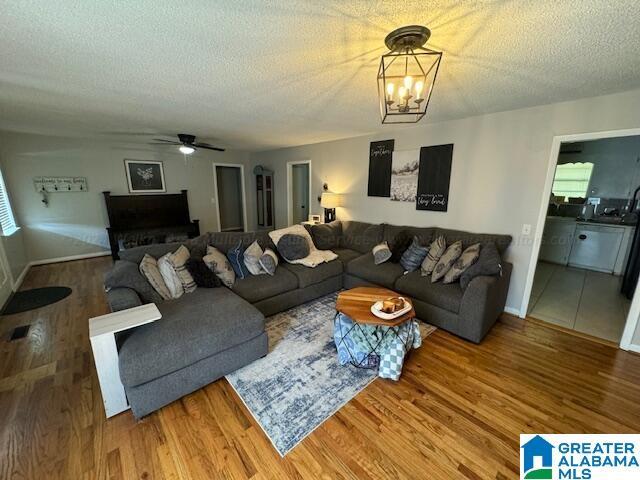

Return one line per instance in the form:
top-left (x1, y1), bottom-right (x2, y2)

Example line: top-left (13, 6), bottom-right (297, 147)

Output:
top-left (370, 297), bottom-right (412, 320)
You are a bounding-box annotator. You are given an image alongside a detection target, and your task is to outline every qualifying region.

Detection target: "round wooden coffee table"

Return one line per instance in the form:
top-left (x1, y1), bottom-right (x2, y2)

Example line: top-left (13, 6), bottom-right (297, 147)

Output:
top-left (334, 287), bottom-right (416, 369)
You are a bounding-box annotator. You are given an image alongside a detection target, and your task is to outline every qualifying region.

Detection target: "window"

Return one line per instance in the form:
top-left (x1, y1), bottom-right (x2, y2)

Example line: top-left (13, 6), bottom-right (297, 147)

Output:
top-left (552, 162), bottom-right (594, 199)
top-left (0, 168), bottom-right (17, 235)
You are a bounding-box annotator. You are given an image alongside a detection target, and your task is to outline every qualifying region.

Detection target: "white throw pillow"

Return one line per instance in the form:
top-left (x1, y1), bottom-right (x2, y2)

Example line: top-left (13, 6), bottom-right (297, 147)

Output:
top-left (158, 252), bottom-right (184, 299)
top-left (244, 240), bottom-right (266, 275)
top-left (167, 245), bottom-right (197, 293)
top-left (268, 224), bottom-right (337, 268)
top-left (139, 254), bottom-right (172, 300)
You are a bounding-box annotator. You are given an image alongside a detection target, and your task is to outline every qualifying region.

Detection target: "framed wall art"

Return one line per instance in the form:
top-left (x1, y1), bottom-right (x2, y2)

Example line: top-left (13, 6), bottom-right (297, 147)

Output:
top-left (124, 160), bottom-right (166, 193)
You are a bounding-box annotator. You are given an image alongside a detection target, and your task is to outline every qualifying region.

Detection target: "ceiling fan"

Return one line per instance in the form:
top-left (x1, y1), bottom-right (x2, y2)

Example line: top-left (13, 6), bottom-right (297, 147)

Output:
top-left (149, 134), bottom-right (225, 155)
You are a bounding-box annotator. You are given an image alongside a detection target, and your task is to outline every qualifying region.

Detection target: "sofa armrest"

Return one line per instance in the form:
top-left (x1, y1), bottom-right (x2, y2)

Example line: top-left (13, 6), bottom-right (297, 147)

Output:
top-left (106, 287), bottom-right (143, 312)
top-left (458, 261), bottom-right (513, 343)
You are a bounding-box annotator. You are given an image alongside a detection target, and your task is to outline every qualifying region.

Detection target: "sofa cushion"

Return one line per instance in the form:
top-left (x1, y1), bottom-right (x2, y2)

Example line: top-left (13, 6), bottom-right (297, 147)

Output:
top-left (341, 221), bottom-right (383, 253)
top-left (307, 221), bottom-right (342, 250)
top-left (232, 266), bottom-right (298, 303)
top-left (460, 242), bottom-right (503, 290)
top-left (382, 224), bottom-right (435, 246)
top-left (334, 248), bottom-right (363, 266)
top-left (282, 259), bottom-right (343, 288)
top-left (345, 253), bottom-right (405, 289)
top-left (104, 260), bottom-right (163, 304)
top-left (395, 271), bottom-right (464, 313)
top-left (118, 288), bottom-right (265, 387)
top-left (434, 228), bottom-right (512, 254)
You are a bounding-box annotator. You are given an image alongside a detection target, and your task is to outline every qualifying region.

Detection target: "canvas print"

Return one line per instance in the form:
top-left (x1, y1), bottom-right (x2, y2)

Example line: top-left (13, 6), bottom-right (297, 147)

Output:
top-left (367, 139), bottom-right (394, 197)
top-left (124, 160), bottom-right (166, 193)
top-left (390, 150), bottom-right (420, 202)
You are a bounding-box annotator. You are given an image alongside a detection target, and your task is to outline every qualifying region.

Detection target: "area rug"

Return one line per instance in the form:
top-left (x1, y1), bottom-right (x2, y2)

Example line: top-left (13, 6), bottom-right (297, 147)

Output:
top-left (1, 286), bottom-right (72, 315)
top-left (225, 293), bottom-right (436, 456)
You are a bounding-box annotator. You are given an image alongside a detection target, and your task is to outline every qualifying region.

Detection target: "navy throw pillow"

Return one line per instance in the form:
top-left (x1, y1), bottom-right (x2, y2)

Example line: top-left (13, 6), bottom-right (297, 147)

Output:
top-left (227, 240), bottom-right (250, 279)
top-left (400, 236), bottom-right (429, 272)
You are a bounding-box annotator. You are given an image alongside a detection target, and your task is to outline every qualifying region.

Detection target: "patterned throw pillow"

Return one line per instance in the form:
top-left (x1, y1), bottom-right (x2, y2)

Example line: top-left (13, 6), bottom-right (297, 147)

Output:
top-left (400, 237), bottom-right (429, 272)
top-left (259, 248), bottom-right (279, 275)
top-left (203, 245), bottom-right (235, 287)
top-left (421, 235), bottom-right (446, 276)
top-left (227, 240), bottom-right (250, 279)
top-left (444, 243), bottom-right (481, 284)
top-left (166, 245), bottom-right (197, 293)
top-left (431, 241), bottom-right (463, 283)
top-left (185, 258), bottom-right (221, 288)
top-left (277, 234), bottom-right (310, 262)
top-left (372, 242), bottom-right (392, 265)
top-left (460, 243), bottom-right (503, 290)
top-left (158, 252), bottom-right (184, 299)
top-left (139, 254), bottom-right (172, 300)
top-left (244, 240), bottom-right (266, 275)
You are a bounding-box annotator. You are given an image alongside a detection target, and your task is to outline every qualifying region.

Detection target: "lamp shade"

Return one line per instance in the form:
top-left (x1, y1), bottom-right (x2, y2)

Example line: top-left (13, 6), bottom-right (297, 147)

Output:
top-left (320, 192), bottom-right (343, 208)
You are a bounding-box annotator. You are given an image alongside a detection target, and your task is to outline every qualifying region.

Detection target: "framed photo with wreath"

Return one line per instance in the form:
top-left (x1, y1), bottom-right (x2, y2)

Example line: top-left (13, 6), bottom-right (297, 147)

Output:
top-left (124, 159), bottom-right (166, 193)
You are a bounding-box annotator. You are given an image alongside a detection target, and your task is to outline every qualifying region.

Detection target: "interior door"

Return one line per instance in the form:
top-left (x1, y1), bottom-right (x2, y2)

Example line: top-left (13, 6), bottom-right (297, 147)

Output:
top-left (291, 164), bottom-right (309, 224)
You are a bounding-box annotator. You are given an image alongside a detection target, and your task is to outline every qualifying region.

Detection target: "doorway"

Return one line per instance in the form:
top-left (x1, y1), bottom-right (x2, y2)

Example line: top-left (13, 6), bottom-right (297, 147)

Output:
top-left (213, 163), bottom-right (247, 232)
top-left (287, 160), bottom-right (311, 226)
top-left (522, 129), bottom-right (640, 348)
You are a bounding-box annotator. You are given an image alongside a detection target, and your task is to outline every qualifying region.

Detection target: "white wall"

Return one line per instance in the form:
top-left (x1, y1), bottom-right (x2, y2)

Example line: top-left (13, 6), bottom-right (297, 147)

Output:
top-left (0, 132), bottom-right (254, 263)
top-left (250, 89), bottom-right (640, 339)
top-left (558, 136), bottom-right (640, 199)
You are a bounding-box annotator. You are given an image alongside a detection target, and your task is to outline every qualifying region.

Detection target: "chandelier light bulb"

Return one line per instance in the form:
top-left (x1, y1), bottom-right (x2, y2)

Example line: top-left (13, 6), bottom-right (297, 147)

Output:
top-left (403, 75), bottom-right (413, 90)
top-left (415, 81), bottom-right (424, 98)
top-left (386, 82), bottom-right (395, 98)
top-left (398, 86), bottom-right (406, 99)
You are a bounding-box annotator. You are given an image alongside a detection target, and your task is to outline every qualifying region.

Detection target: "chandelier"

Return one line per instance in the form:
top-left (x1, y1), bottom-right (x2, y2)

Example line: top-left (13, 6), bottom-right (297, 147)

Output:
top-left (377, 25), bottom-right (442, 124)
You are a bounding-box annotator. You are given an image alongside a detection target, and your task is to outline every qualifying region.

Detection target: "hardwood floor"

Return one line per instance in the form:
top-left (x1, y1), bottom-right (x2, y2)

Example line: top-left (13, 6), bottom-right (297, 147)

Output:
top-left (1, 257), bottom-right (639, 479)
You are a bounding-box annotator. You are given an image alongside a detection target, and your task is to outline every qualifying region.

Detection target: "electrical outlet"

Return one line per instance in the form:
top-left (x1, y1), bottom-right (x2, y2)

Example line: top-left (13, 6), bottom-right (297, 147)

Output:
top-left (522, 224), bottom-right (532, 235)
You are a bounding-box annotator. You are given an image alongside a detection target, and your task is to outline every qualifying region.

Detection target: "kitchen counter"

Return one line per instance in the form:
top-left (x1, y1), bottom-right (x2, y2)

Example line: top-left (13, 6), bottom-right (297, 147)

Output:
top-left (546, 215), bottom-right (637, 226)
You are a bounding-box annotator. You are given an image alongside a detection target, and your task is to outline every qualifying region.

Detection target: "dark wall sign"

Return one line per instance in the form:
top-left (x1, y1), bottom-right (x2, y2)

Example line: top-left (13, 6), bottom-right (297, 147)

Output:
top-left (367, 139), bottom-right (394, 197)
top-left (416, 144), bottom-right (453, 212)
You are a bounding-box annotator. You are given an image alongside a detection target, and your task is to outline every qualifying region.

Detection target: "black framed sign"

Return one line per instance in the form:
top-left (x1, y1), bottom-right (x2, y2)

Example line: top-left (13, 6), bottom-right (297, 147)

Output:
top-left (416, 144), bottom-right (453, 212)
top-left (124, 159), bottom-right (166, 193)
top-left (367, 139), bottom-right (394, 197)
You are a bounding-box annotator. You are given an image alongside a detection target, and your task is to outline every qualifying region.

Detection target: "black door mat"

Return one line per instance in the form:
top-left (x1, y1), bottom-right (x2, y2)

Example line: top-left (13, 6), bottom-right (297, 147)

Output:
top-left (1, 287), bottom-right (72, 315)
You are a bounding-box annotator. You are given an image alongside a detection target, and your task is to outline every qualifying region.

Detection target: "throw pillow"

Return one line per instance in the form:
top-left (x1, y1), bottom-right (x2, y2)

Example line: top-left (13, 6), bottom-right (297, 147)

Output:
top-left (158, 252), bottom-right (184, 299)
top-left (166, 245), bottom-right (197, 293)
top-left (460, 243), bottom-right (503, 290)
top-left (185, 258), bottom-right (221, 288)
top-left (227, 240), bottom-right (250, 280)
top-left (421, 235), bottom-right (446, 276)
top-left (308, 221), bottom-right (342, 250)
top-left (105, 260), bottom-right (163, 304)
top-left (444, 243), bottom-right (481, 284)
top-left (259, 248), bottom-right (279, 275)
top-left (372, 241), bottom-right (392, 265)
top-left (389, 230), bottom-right (412, 263)
top-left (139, 254), bottom-right (172, 300)
top-left (268, 224), bottom-right (337, 267)
top-left (277, 234), bottom-right (310, 262)
top-left (400, 236), bottom-right (429, 272)
top-left (431, 241), bottom-right (463, 283)
top-left (203, 245), bottom-right (235, 287)
top-left (244, 240), bottom-right (266, 275)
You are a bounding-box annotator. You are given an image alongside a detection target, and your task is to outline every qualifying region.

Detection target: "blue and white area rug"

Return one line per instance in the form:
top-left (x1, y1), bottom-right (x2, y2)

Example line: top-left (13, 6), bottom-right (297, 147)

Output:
top-left (225, 293), bottom-right (436, 456)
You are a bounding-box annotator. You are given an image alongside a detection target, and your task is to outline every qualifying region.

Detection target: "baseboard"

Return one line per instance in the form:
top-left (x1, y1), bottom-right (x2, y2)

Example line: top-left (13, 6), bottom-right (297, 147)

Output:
top-left (625, 343), bottom-right (640, 354)
top-left (503, 306), bottom-right (522, 317)
top-left (30, 251), bottom-right (111, 266)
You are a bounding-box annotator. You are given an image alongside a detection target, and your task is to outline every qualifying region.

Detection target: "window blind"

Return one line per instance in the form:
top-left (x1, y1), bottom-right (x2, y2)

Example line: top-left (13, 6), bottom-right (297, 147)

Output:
top-left (0, 169), bottom-right (17, 235)
top-left (552, 162), bottom-right (594, 199)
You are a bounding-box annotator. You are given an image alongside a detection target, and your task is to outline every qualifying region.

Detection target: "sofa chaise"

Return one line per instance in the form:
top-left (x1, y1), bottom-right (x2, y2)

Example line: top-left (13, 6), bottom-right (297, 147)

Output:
top-left (105, 221), bottom-right (512, 417)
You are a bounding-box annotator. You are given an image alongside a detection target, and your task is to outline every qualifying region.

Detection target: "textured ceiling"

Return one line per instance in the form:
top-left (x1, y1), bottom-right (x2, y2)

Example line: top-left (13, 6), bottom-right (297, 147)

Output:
top-left (1, 1), bottom-right (640, 151)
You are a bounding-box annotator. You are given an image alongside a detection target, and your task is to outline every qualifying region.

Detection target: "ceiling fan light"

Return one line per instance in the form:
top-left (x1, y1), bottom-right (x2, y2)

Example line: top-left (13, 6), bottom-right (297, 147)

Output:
top-left (179, 145), bottom-right (195, 155)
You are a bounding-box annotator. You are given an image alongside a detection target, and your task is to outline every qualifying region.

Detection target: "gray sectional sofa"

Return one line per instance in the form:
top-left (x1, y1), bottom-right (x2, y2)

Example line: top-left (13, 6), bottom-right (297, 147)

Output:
top-left (105, 221), bottom-right (512, 418)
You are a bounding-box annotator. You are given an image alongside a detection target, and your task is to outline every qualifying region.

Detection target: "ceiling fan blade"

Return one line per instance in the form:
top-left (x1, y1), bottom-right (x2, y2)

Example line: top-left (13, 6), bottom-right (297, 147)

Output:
top-left (148, 142), bottom-right (180, 145)
top-left (152, 138), bottom-right (180, 143)
top-left (193, 143), bottom-right (225, 152)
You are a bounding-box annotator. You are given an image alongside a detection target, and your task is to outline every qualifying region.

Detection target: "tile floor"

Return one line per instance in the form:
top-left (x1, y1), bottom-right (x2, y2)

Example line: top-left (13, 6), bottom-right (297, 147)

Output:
top-left (528, 261), bottom-right (631, 342)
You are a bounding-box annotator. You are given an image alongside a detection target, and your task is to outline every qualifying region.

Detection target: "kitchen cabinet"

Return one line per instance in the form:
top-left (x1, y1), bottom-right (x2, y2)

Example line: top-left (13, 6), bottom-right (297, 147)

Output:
top-left (569, 223), bottom-right (624, 273)
top-left (539, 217), bottom-right (577, 265)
